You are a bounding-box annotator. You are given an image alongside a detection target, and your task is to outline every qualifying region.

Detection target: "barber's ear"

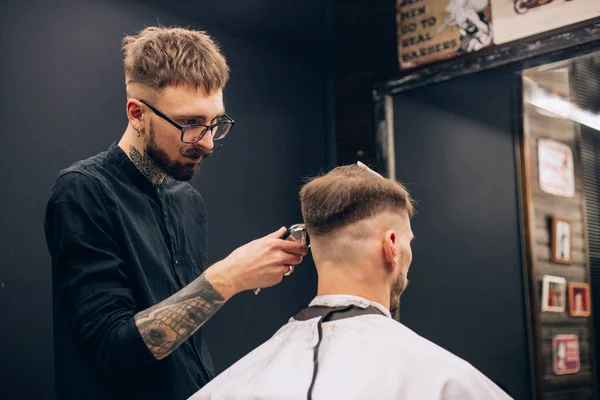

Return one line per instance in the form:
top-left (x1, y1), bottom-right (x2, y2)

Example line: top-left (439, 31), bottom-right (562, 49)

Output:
top-left (126, 99), bottom-right (144, 131)
top-left (383, 230), bottom-right (398, 271)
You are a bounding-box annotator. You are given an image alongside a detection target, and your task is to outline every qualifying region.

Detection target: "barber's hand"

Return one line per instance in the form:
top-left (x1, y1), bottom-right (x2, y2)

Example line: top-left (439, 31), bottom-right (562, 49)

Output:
top-left (205, 227), bottom-right (308, 300)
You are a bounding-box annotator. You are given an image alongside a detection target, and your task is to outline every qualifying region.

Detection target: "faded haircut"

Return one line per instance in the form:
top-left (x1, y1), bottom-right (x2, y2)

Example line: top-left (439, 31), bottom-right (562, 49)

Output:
top-left (122, 26), bottom-right (229, 93)
top-left (300, 165), bottom-right (415, 236)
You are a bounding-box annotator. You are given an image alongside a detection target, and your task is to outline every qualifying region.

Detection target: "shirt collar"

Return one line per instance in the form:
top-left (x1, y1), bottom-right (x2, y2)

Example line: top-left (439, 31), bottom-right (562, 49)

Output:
top-left (309, 294), bottom-right (392, 319)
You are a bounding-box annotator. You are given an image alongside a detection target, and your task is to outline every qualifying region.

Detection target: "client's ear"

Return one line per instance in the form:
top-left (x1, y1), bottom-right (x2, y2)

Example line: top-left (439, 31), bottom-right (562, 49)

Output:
top-left (383, 230), bottom-right (398, 272)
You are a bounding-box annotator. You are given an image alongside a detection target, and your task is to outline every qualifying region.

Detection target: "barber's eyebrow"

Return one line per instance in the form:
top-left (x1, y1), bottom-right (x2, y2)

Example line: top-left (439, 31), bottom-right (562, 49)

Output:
top-left (176, 114), bottom-right (206, 119)
top-left (175, 110), bottom-right (227, 123)
top-left (174, 114), bottom-right (207, 122)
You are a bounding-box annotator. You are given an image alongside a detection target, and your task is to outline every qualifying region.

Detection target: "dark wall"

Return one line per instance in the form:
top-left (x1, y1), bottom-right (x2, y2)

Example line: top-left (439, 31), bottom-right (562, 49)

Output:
top-left (0, 0), bottom-right (330, 398)
top-left (333, 0), bottom-right (398, 168)
top-left (393, 68), bottom-right (532, 400)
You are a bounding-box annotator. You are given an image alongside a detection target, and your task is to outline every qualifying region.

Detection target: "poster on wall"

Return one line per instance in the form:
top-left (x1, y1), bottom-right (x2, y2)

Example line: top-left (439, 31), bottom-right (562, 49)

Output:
top-left (396, 0), bottom-right (493, 70)
top-left (491, 0), bottom-right (599, 45)
top-left (552, 334), bottom-right (580, 375)
top-left (538, 139), bottom-right (575, 198)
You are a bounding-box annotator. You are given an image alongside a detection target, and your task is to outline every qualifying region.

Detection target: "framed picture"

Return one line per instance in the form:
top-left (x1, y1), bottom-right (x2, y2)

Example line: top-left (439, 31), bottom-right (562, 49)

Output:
top-left (551, 215), bottom-right (572, 264)
top-left (568, 283), bottom-right (591, 317)
top-left (538, 139), bottom-right (575, 198)
top-left (542, 275), bottom-right (566, 312)
top-left (552, 334), bottom-right (580, 375)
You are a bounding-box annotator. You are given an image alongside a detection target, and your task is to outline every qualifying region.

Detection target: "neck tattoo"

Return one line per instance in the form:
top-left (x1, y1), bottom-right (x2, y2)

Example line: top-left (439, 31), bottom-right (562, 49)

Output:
top-left (129, 145), bottom-right (166, 186)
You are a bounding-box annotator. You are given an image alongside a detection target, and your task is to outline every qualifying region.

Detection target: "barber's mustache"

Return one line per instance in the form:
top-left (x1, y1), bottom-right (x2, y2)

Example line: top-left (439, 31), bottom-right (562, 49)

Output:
top-left (180, 144), bottom-right (224, 159)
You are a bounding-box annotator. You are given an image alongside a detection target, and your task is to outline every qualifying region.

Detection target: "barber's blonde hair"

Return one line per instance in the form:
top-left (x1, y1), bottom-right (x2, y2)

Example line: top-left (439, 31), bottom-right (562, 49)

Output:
top-left (300, 165), bottom-right (415, 236)
top-left (122, 26), bottom-right (229, 93)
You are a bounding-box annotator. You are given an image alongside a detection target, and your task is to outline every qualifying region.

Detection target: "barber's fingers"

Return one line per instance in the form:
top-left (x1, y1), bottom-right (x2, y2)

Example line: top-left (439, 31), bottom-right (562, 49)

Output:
top-left (264, 227), bottom-right (287, 239)
top-left (278, 240), bottom-right (309, 256)
top-left (284, 265), bottom-right (294, 276)
top-left (278, 253), bottom-right (303, 266)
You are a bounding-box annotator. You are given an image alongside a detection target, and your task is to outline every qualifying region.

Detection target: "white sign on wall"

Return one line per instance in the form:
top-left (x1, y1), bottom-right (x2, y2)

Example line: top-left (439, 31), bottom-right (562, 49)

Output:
top-left (538, 139), bottom-right (574, 198)
top-left (491, 0), bottom-right (599, 45)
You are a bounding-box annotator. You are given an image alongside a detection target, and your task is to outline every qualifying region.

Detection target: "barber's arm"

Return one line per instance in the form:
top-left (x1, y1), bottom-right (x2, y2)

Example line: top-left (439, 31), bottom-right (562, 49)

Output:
top-left (46, 172), bottom-right (307, 375)
top-left (134, 228), bottom-right (306, 360)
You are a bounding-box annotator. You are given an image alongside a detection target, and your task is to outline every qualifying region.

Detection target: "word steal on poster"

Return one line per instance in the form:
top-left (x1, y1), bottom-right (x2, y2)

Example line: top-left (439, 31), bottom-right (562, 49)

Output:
top-left (396, 0), bottom-right (494, 70)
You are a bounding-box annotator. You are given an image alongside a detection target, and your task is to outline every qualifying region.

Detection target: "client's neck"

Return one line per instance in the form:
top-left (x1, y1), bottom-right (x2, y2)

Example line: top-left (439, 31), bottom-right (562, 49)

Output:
top-left (316, 260), bottom-right (391, 310)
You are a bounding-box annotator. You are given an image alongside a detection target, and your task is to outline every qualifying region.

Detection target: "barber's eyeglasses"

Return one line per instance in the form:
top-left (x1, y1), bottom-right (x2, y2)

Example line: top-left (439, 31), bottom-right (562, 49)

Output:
top-left (139, 99), bottom-right (235, 144)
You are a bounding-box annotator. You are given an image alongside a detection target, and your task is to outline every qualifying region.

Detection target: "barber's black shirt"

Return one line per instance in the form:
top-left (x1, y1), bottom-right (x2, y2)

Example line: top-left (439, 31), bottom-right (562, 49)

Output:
top-left (45, 143), bottom-right (214, 400)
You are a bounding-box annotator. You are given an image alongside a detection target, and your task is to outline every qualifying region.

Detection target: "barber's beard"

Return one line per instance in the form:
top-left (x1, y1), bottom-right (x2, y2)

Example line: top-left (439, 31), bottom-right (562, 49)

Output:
top-left (145, 122), bottom-right (208, 181)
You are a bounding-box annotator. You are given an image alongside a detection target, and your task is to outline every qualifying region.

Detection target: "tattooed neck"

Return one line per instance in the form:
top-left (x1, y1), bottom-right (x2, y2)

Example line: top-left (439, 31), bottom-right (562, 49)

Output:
top-left (129, 145), bottom-right (166, 186)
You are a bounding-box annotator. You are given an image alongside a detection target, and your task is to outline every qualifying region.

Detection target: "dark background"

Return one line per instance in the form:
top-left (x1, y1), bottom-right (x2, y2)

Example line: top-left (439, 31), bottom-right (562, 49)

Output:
top-left (0, 0), bottom-right (330, 398)
top-left (0, 0), bottom-right (538, 399)
top-left (393, 68), bottom-right (531, 400)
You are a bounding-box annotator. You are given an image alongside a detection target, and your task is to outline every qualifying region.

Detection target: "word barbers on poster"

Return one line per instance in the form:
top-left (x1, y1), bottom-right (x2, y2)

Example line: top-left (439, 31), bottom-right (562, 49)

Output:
top-left (396, 0), bottom-right (494, 70)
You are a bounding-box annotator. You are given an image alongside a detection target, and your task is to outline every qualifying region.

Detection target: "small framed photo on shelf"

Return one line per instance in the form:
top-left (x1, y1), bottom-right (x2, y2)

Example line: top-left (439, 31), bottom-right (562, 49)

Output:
top-left (568, 283), bottom-right (591, 317)
top-left (542, 275), bottom-right (567, 312)
top-left (551, 215), bottom-right (572, 264)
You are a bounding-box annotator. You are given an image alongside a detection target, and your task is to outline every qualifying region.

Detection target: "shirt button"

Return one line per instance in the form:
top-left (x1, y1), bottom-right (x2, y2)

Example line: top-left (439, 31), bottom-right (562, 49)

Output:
top-left (163, 212), bottom-right (167, 218)
top-left (175, 260), bottom-right (178, 265)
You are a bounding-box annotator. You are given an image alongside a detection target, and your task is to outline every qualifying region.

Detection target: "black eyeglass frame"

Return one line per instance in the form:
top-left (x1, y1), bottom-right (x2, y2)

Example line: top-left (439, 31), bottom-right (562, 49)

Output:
top-left (139, 99), bottom-right (235, 144)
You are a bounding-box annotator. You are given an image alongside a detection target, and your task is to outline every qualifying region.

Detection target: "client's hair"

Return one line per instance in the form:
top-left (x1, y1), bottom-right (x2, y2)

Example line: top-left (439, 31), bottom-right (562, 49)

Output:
top-left (300, 165), bottom-right (415, 236)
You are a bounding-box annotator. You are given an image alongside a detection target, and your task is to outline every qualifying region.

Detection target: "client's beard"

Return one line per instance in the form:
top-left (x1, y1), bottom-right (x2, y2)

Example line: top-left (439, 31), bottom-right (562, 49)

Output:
top-left (389, 254), bottom-right (409, 314)
top-left (389, 274), bottom-right (407, 314)
top-left (145, 123), bottom-right (211, 181)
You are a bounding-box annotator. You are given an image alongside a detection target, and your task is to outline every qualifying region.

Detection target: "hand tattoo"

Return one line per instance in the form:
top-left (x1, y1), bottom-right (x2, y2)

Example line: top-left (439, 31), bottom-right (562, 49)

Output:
top-left (129, 145), bottom-right (166, 186)
top-left (135, 275), bottom-right (225, 360)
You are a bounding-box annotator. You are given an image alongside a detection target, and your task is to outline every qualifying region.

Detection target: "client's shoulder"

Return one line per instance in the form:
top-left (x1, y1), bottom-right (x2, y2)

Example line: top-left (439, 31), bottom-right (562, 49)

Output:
top-left (347, 316), bottom-right (477, 369)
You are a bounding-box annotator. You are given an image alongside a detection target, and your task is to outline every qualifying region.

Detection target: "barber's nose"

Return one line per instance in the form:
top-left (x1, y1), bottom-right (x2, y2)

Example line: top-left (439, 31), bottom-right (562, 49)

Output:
top-left (196, 130), bottom-right (214, 150)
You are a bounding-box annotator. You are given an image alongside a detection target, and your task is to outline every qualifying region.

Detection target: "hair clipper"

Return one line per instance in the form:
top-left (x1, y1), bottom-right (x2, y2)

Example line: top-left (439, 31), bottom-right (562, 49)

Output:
top-left (254, 223), bottom-right (308, 295)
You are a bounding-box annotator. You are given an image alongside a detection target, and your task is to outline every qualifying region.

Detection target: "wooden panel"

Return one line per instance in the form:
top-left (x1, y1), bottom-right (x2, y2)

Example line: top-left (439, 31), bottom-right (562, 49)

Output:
top-left (520, 66), bottom-right (596, 399)
top-left (544, 377), bottom-right (595, 399)
top-left (535, 228), bottom-right (585, 250)
top-left (534, 263), bottom-right (587, 283)
top-left (544, 388), bottom-right (595, 400)
top-left (534, 245), bottom-right (588, 265)
top-left (540, 313), bottom-right (592, 328)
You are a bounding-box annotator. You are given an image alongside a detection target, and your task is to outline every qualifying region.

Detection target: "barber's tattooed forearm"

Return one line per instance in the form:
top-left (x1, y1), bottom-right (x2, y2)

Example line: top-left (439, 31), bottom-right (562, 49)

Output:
top-left (129, 145), bottom-right (166, 186)
top-left (134, 275), bottom-right (224, 360)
